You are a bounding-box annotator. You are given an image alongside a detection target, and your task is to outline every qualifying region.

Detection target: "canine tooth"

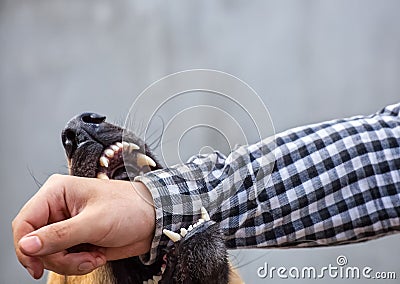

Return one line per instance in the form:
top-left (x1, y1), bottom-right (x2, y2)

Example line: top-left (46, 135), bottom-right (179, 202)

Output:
top-left (143, 281), bottom-right (148, 284)
top-left (129, 142), bottom-right (140, 149)
top-left (116, 142), bottom-right (123, 148)
top-left (188, 225), bottom-right (193, 231)
top-left (161, 264), bottom-right (166, 274)
top-left (129, 143), bottom-right (140, 152)
top-left (97, 172), bottom-right (109, 180)
top-left (180, 228), bottom-right (187, 237)
top-left (148, 279), bottom-right (154, 284)
top-left (100, 156), bottom-right (109, 167)
top-left (122, 141), bottom-right (130, 150)
top-left (163, 229), bottom-right (181, 242)
top-left (111, 145), bottom-right (119, 151)
top-left (104, 149), bottom-right (114, 158)
top-left (201, 207), bottom-right (211, 221)
top-left (137, 153), bottom-right (156, 167)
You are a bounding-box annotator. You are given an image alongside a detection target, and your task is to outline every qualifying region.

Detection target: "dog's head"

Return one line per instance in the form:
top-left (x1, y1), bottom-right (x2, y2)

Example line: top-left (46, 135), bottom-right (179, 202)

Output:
top-left (61, 112), bottom-right (162, 180)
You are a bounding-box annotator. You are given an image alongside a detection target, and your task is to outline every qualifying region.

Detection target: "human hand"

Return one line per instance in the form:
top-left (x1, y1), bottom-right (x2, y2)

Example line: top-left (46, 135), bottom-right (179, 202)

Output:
top-left (12, 174), bottom-right (155, 279)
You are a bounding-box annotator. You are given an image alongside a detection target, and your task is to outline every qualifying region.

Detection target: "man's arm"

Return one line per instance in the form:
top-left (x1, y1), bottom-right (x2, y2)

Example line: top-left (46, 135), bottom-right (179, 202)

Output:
top-left (136, 103), bottom-right (400, 264)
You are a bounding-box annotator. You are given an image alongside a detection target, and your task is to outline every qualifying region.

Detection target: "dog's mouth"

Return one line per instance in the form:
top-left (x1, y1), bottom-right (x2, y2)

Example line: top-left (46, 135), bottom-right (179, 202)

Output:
top-left (95, 141), bottom-right (157, 181)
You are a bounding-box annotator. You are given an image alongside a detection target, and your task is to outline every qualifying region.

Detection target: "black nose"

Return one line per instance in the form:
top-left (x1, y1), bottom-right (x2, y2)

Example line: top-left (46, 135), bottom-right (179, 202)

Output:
top-left (80, 112), bottom-right (107, 124)
top-left (62, 112), bottom-right (106, 158)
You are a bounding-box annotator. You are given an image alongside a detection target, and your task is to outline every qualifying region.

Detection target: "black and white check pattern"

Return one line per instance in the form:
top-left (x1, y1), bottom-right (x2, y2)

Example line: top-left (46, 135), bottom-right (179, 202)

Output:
top-left (135, 103), bottom-right (400, 265)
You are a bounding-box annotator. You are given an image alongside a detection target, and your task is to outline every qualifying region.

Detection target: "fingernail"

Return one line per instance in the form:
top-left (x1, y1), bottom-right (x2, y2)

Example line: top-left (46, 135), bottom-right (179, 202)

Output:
top-left (26, 267), bottom-right (35, 278)
top-left (19, 236), bottom-right (42, 254)
top-left (78, 261), bottom-right (95, 272)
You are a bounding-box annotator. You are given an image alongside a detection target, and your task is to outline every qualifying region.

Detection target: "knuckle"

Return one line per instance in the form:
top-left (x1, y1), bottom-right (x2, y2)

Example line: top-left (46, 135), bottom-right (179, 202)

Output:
top-left (47, 173), bottom-right (62, 184)
top-left (49, 223), bottom-right (71, 242)
top-left (11, 217), bottom-right (22, 232)
top-left (42, 174), bottom-right (67, 194)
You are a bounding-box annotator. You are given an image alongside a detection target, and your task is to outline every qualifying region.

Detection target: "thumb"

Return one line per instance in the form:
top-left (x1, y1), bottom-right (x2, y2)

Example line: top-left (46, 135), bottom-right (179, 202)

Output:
top-left (19, 214), bottom-right (92, 256)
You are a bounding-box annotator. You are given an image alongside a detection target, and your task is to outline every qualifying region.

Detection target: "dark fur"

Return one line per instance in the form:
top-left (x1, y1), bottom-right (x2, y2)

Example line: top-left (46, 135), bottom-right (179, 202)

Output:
top-left (61, 112), bottom-right (230, 284)
top-left (162, 221), bottom-right (229, 284)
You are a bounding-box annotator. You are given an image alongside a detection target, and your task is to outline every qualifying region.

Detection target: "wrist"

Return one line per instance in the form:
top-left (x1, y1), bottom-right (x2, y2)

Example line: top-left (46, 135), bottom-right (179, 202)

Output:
top-left (131, 181), bottom-right (156, 251)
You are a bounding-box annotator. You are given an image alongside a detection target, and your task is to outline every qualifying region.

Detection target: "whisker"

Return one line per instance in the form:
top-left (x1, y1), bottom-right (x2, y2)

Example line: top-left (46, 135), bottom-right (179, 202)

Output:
top-left (147, 115), bottom-right (165, 150)
top-left (27, 166), bottom-right (43, 188)
top-left (229, 249), bottom-right (271, 269)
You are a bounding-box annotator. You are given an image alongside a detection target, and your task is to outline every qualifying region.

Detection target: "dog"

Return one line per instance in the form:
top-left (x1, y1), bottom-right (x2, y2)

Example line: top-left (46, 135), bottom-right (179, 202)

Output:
top-left (47, 112), bottom-right (243, 284)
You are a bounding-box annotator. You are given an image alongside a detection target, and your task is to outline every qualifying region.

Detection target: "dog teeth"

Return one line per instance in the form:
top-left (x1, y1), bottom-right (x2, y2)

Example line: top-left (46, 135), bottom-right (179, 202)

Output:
top-left (129, 143), bottom-right (140, 152)
top-left (163, 229), bottom-right (181, 242)
top-left (201, 206), bottom-right (211, 221)
top-left (96, 141), bottom-right (149, 181)
top-left (122, 141), bottom-right (140, 152)
top-left (163, 210), bottom-right (209, 243)
top-left (100, 156), bottom-right (109, 167)
top-left (137, 153), bottom-right (156, 167)
top-left (97, 172), bottom-right (109, 180)
top-left (180, 228), bottom-right (187, 237)
top-left (104, 149), bottom-right (114, 158)
top-left (147, 279), bottom-right (154, 284)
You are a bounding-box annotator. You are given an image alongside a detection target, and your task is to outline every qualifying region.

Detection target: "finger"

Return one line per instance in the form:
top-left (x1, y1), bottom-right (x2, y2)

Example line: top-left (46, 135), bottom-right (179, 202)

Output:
top-left (18, 213), bottom-right (94, 257)
top-left (12, 175), bottom-right (70, 258)
top-left (12, 183), bottom-right (56, 277)
top-left (15, 252), bottom-right (44, 279)
top-left (42, 251), bottom-right (106, 275)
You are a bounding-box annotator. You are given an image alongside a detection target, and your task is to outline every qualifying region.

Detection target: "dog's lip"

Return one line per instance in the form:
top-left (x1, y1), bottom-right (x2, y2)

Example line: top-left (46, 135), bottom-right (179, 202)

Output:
top-left (95, 141), bottom-right (157, 180)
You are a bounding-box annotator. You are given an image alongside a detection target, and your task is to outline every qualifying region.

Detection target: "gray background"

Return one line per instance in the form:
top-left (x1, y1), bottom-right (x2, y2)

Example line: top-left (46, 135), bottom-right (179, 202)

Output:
top-left (1, 0), bottom-right (400, 283)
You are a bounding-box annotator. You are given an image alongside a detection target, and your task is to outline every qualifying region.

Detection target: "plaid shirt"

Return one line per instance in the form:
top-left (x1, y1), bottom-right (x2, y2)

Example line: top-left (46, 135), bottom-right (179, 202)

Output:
top-left (135, 103), bottom-right (400, 265)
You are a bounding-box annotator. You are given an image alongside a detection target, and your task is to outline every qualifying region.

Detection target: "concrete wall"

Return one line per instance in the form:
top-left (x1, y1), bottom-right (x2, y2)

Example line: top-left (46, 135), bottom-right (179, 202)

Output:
top-left (1, 1), bottom-right (399, 283)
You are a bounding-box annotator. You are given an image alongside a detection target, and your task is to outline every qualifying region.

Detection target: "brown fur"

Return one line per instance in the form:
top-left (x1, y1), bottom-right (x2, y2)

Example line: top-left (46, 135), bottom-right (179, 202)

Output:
top-left (48, 266), bottom-right (244, 284)
top-left (47, 266), bottom-right (114, 284)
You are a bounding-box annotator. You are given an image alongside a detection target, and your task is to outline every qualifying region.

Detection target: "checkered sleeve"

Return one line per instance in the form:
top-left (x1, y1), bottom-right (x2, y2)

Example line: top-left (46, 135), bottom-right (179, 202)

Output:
top-left (135, 103), bottom-right (400, 265)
